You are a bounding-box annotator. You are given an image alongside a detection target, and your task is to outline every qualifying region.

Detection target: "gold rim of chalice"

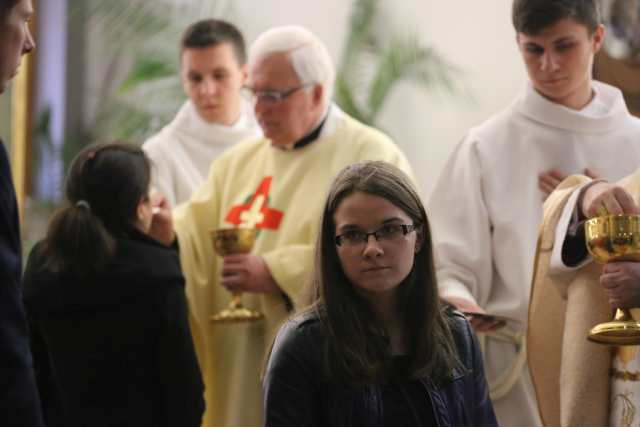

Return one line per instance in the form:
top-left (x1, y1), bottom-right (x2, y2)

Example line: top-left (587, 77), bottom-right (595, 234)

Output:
top-left (585, 214), bottom-right (640, 345)
top-left (209, 228), bottom-right (264, 324)
top-left (210, 227), bottom-right (257, 257)
top-left (210, 296), bottom-right (265, 323)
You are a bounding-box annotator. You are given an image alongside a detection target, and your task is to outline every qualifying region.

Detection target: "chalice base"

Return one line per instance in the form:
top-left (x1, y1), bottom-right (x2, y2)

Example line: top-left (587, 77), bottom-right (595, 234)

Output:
top-left (211, 303), bottom-right (264, 324)
top-left (588, 320), bottom-right (640, 345)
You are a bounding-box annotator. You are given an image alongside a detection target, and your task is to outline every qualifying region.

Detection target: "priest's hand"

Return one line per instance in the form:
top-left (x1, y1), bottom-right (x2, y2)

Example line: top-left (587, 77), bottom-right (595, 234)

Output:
top-left (600, 262), bottom-right (640, 309)
top-left (539, 168), bottom-right (598, 201)
top-left (148, 191), bottom-right (176, 246)
top-left (580, 182), bottom-right (639, 218)
top-left (444, 296), bottom-right (503, 332)
top-left (221, 254), bottom-right (280, 294)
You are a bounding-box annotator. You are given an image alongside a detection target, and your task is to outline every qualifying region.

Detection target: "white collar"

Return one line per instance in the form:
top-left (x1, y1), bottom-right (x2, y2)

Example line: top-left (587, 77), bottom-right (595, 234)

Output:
top-left (516, 80), bottom-right (631, 133)
top-left (170, 99), bottom-right (259, 145)
top-left (271, 103), bottom-right (345, 150)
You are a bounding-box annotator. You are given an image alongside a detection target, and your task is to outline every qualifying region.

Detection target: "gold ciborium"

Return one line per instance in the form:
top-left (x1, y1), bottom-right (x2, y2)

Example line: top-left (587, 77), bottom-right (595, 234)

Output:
top-left (585, 214), bottom-right (640, 345)
top-left (210, 228), bottom-right (264, 323)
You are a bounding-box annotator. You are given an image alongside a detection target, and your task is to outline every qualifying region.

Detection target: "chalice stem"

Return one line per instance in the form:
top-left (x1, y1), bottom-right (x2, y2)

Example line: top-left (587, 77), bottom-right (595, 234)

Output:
top-left (230, 293), bottom-right (244, 309)
top-left (615, 308), bottom-right (633, 322)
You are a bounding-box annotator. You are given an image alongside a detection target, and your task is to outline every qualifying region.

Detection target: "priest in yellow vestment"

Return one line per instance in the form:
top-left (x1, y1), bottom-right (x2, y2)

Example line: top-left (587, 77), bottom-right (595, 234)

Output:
top-left (173, 25), bottom-right (415, 427)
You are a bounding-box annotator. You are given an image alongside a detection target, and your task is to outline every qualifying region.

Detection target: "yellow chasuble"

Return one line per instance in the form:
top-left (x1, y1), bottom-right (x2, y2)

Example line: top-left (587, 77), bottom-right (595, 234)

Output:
top-left (173, 108), bottom-right (414, 427)
top-left (528, 169), bottom-right (640, 427)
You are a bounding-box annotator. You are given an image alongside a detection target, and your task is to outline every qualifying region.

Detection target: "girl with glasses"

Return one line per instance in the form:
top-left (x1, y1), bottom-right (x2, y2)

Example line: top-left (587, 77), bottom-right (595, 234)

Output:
top-left (263, 160), bottom-right (496, 426)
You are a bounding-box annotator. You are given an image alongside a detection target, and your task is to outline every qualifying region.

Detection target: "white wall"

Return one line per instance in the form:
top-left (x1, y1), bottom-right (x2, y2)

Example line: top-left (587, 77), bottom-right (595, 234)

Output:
top-left (234, 0), bottom-right (526, 198)
top-left (377, 0), bottom-right (526, 197)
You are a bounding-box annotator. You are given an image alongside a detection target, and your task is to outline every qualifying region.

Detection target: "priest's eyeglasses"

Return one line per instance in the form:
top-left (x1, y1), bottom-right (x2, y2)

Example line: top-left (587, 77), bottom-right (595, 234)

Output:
top-left (241, 83), bottom-right (313, 104)
top-left (335, 224), bottom-right (419, 247)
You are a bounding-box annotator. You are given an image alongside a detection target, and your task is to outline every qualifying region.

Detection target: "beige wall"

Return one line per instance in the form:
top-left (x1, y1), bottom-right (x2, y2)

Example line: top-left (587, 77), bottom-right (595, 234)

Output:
top-left (377, 0), bottom-right (525, 197)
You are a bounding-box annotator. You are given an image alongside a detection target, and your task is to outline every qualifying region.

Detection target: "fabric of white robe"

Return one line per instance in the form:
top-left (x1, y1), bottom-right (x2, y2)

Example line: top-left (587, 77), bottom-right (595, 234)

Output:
top-left (142, 100), bottom-right (260, 206)
top-left (428, 80), bottom-right (640, 427)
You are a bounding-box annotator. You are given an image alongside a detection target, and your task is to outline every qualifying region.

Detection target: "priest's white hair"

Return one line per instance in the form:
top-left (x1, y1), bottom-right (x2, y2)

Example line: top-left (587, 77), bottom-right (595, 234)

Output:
top-left (249, 25), bottom-right (335, 109)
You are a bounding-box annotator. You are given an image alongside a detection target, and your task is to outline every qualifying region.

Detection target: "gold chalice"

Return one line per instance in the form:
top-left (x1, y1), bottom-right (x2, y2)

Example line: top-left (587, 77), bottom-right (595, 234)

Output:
top-left (210, 228), bottom-right (264, 323)
top-left (585, 214), bottom-right (640, 345)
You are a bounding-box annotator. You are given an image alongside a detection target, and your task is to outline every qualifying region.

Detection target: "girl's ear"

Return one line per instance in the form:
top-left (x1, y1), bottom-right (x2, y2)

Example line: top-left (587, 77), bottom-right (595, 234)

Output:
top-left (135, 196), bottom-right (151, 232)
top-left (136, 197), bottom-right (146, 222)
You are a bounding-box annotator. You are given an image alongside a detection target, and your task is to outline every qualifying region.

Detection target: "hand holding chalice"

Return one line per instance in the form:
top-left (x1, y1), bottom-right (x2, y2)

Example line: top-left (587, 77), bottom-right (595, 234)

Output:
top-left (583, 181), bottom-right (640, 345)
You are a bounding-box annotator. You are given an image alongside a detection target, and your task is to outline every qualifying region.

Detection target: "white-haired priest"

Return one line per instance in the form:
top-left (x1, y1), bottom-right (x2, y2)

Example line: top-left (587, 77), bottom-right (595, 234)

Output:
top-left (173, 25), bottom-right (416, 427)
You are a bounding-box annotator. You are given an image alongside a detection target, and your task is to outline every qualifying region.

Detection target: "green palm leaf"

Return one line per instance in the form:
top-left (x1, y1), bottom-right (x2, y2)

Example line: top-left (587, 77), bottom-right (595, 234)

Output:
top-left (340, 0), bottom-right (378, 77)
top-left (335, 74), bottom-right (368, 123)
top-left (367, 35), bottom-right (460, 122)
top-left (335, 0), bottom-right (462, 127)
top-left (72, 0), bottom-right (230, 144)
top-left (120, 58), bottom-right (177, 92)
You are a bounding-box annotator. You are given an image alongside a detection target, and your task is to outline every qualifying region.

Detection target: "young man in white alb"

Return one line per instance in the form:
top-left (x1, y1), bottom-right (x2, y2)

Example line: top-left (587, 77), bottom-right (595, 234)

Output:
top-left (428, 1), bottom-right (640, 425)
top-left (143, 19), bottom-right (259, 206)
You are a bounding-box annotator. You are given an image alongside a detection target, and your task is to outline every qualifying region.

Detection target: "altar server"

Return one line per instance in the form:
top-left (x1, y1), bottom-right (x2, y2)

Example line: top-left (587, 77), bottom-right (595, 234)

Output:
top-left (428, 1), bottom-right (640, 425)
top-left (143, 19), bottom-right (259, 206)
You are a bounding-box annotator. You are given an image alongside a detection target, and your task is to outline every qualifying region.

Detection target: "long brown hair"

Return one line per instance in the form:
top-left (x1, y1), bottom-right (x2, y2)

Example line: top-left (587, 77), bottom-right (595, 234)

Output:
top-left (303, 161), bottom-right (460, 385)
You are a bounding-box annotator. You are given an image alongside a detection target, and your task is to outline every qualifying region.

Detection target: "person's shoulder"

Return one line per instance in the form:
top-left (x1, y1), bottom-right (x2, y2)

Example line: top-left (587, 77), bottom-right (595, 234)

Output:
top-left (330, 112), bottom-right (412, 167)
top-left (627, 113), bottom-right (640, 124)
top-left (622, 108), bottom-right (640, 127)
top-left (264, 313), bottom-right (324, 406)
top-left (118, 232), bottom-right (180, 262)
top-left (211, 134), bottom-right (268, 167)
top-left (337, 112), bottom-right (395, 147)
top-left (445, 308), bottom-right (470, 332)
top-left (468, 103), bottom-right (518, 141)
top-left (201, 135), bottom-right (270, 186)
top-left (272, 312), bottom-right (322, 353)
top-left (22, 240), bottom-right (49, 297)
top-left (267, 311), bottom-right (323, 374)
top-left (443, 306), bottom-right (478, 369)
top-left (141, 128), bottom-right (178, 170)
top-left (142, 127), bottom-right (171, 153)
top-left (443, 106), bottom-right (519, 160)
top-left (277, 312), bottom-right (322, 340)
top-left (114, 234), bottom-right (184, 288)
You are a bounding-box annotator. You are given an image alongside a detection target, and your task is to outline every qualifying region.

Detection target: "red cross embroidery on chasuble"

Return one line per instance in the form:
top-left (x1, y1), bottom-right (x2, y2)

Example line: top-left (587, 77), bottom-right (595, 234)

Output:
top-left (225, 177), bottom-right (284, 230)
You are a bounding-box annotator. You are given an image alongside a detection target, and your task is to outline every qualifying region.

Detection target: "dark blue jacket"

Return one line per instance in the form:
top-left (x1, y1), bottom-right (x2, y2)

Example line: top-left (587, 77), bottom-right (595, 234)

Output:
top-left (263, 310), bottom-right (497, 427)
top-left (0, 141), bottom-right (44, 426)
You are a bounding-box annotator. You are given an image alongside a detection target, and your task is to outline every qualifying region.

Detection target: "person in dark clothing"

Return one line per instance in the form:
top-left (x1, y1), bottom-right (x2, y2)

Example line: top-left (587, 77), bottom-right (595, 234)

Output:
top-left (263, 161), bottom-right (497, 427)
top-left (23, 143), bottom-right (204, 427)
top-left (0, 0), bottom-right (42, 426)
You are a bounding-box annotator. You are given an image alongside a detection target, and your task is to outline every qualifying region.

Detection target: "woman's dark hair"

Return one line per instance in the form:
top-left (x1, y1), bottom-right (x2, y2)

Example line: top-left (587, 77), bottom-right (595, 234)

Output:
top-left (303, 161), bottom-right (460, 385)
top-left (512, 0), bottom-right (601, 35)
top-left (41, 143), bottom-right (151, 276)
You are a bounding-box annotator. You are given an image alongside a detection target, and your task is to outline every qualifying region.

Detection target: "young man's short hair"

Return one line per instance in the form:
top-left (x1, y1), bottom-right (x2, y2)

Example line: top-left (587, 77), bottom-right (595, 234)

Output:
top-left (181, 19), bottom-right (247, 65)
top-left (512, 0), bottom-right (601, 35)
